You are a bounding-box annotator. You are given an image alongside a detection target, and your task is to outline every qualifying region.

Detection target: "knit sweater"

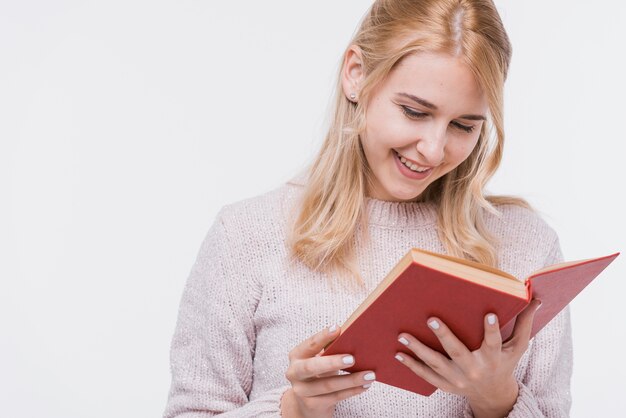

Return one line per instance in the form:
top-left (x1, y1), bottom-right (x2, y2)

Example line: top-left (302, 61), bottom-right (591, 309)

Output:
top-left (162, 173), bottom-right (573, 417)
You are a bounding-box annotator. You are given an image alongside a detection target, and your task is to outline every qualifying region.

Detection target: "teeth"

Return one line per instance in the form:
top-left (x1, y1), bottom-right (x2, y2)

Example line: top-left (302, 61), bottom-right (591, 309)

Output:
top-left (397, 152), bottom-right (429, 172)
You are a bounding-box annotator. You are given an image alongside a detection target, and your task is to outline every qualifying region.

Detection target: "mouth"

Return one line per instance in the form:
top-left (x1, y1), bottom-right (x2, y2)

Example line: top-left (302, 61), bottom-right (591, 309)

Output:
top-left (393, 150), bottom-right (434, 180)
top-left (393, 150), bottom-right (434, 174)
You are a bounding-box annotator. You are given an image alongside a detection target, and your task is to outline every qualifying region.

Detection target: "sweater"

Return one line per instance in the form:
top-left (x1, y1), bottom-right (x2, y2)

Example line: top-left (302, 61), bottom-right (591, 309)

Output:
top-left (162, 173), bottom-right (573, 417)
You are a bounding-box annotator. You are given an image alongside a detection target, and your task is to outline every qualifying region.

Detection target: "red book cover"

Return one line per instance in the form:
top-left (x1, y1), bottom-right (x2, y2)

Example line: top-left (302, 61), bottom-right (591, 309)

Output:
top-left (322, 249), bottom-right (619, 396)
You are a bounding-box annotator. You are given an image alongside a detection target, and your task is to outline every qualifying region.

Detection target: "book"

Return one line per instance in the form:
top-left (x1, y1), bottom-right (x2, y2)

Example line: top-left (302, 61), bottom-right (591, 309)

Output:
top-left (322, 248), bottom-right (619, 396)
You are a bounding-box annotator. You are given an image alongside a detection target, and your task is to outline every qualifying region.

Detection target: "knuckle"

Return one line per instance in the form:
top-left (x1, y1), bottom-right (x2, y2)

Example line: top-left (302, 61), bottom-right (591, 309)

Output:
top-left (351, 374), bottom-right (364, 386)
top-left (319, 378), bottom-right (334, 393)
top-left (407, 358), bottom-right (421, 372)
top-left (466, 370), bottom-right (481, 382)
top-left (488, 338), bottom-right (502, 349)
top-left (301, 361), bottom-right (315, 377)
top-left (306, 336), bottom-right (318, 351)
top-left (329, 390), bottom-right (344, 403)
top-left (484, 341), bottom-right (502, 352)
top-left (448, 348), bottom-right (463, 358)
top-left (428, 360), bottom-right (442, 371)
top-left (454, 378), bottom-right (468, 390)
top-left (292, 384), bottom-right (301, 396)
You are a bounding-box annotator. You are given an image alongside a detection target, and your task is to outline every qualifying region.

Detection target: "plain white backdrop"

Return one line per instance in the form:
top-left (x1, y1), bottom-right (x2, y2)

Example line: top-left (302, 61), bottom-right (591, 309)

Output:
top-left (1, 1), bottom-right (625, 417)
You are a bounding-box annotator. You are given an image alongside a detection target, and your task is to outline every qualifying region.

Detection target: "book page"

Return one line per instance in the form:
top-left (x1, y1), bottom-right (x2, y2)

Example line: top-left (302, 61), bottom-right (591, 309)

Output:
top-left (412, 249), bottom-right (527, 295)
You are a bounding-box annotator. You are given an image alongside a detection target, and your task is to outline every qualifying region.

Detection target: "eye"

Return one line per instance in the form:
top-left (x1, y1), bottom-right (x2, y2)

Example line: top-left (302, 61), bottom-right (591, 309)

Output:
top-left (400, 105), bottom-right (427, 120)
top-left (400, 104), bottom-right (477, 133)
top-left (451, 121), bottom-right (475, 133)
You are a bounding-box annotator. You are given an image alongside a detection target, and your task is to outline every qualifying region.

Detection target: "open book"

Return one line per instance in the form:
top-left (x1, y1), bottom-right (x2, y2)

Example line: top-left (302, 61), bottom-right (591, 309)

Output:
top-left (322, 248), bottom-right (619, 396)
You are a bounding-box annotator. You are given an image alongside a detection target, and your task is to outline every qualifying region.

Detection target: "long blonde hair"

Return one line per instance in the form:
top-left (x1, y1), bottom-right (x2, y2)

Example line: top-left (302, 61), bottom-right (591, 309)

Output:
top-left (287, 0), bottom-right (532, 284)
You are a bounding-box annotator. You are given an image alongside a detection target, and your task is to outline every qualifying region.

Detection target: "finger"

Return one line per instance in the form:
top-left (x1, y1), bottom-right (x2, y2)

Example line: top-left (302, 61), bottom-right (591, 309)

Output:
top-left (292, 354), bottom-right (356, 380)
top-left (503, 299), bottom-right (542, 352)
top-left (397, 333), bottom-right (458, 377)
top-left (308, 381), bottom-right (371, 405)
top-left (289, 325), bottom-right (340, 361)
top-left (297, 370), bottom-right (376, 397)
top-left (479, 312), bottom-right (502, 354)
top-left (423, 317), bottom-right (473, 371)
top-left (317, 369), bottom-right (343, 378)
top-left (394, 352), bottom-right (453, 392)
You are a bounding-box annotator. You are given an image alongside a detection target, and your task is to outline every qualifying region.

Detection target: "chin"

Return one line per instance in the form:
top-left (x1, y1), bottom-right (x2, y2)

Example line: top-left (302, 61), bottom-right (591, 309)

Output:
top-left (386, 183), bottom-right (427, 202)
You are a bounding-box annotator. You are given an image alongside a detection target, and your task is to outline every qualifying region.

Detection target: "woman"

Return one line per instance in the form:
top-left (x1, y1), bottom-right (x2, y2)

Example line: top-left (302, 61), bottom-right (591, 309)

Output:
top-left (163, 0), bottom-right (571, 416)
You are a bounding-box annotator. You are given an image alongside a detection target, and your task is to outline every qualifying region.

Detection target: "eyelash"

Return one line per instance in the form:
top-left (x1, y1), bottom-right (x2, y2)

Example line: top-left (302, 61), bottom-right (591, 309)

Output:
top-left (400, 105), bottom-right (475, 133)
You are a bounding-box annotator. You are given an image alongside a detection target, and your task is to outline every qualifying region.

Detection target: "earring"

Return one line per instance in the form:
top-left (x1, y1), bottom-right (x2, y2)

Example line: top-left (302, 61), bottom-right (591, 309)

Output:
top-left (350, 92), bottom-right (357, 101)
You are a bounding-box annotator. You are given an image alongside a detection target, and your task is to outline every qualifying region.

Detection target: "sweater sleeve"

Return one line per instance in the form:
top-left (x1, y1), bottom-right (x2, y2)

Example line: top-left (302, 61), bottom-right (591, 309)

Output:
top-left (162, 209), bottom-right (288, 418)
top-left (463, 236), bottom-right (573, 418)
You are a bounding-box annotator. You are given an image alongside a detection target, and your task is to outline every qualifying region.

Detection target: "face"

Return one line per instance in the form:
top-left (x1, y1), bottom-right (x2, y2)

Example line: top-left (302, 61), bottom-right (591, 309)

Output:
top-left (343, 50), bottom-right (488, 202)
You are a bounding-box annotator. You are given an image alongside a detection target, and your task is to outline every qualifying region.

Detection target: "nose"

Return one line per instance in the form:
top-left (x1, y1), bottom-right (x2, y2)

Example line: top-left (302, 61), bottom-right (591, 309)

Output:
top-left (415, 123), bottom-right (446, 166)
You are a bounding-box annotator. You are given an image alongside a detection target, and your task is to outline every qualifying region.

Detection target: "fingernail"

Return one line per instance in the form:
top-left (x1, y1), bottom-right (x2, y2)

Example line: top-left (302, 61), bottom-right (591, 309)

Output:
top-left (428, 320), bottom-right (440, 330)
top-left (398, 336), bottom-right (409, 346)
top-left (395, 353), bottom-right (404, 362)
top-left (363, 383), bottom-right (372, 389)
top-left (364, 372), bottom-right (376, 381)
top-left (487, 314), bottom-right (496, 325)
top-left (328, 324), bottom-right (337, 333)
top-left (342, 355), bottom-right (354, 365)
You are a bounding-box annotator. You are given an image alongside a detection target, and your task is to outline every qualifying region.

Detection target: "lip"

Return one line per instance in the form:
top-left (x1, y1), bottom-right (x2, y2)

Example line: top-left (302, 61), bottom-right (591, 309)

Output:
top-left (393, 150), bottom-right (433, 180)
top-left (394, 150), bottom-right (434, 169)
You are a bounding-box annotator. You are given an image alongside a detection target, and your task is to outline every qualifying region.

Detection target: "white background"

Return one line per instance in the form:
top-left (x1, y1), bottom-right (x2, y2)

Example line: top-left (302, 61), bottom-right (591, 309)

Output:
top-left (1, 1), bottom-right (624, 417)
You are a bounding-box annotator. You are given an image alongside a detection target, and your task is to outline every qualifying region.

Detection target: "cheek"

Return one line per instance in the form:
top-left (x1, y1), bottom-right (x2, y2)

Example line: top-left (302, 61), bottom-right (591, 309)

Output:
top-left (364, 103), bottom-right (408, 148)
top-left (450, 137), bottom-right (480, 164)
top-left (360, 137), bottom-right (387, 174)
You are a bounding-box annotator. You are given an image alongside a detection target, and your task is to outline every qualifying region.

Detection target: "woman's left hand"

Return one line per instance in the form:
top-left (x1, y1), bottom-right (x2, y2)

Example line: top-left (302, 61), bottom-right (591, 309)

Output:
top-left (395, 298), bottom-right (542, 418)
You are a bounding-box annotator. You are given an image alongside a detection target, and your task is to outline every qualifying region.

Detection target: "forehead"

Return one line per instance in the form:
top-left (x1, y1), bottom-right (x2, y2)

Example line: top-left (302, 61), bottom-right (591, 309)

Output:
top-left (383, 51), bottom-right (487, 112)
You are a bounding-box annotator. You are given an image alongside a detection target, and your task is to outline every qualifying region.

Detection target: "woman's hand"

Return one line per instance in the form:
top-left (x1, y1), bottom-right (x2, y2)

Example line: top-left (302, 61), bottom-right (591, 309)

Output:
top-left (394, 299), bottom-right (543, 418)
top-left (281, 325), bottom-right (375, 418)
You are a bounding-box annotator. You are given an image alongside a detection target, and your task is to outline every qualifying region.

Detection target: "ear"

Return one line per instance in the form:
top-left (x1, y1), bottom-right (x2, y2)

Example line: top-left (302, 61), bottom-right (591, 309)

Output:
top-left (341, 45), bottom-right (365, 102)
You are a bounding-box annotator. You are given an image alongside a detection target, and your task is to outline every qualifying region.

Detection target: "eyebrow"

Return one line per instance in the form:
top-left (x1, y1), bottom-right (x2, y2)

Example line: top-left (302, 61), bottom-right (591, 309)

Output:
top-left (395, 92), bottom-right (486, 121)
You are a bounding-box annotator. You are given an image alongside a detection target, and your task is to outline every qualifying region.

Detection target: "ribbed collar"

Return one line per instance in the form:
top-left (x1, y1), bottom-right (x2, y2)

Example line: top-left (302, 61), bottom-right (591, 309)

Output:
top-left (364, 196), bottom-right (438, 228)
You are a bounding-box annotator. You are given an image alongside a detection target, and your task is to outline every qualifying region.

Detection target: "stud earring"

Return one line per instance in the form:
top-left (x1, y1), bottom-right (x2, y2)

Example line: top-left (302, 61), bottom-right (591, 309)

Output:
top-left (350, 92), bottom-right (357, 100)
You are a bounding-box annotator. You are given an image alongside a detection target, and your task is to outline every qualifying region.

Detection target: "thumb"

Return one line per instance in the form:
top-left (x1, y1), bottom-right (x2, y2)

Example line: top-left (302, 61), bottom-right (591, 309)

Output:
top-left (289, 324), bottom-right (341, 361)
top-left (506, 299), bottom-right (542, 348)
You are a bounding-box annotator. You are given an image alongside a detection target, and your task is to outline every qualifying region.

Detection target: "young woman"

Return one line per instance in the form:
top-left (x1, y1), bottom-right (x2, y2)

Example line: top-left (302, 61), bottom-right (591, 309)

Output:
top-left (163, 1), bottom-right (571, 417)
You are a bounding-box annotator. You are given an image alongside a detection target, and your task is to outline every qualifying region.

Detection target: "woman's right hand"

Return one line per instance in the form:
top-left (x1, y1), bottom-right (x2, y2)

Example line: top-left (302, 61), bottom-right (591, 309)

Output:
top-left (280, 325), bottom-right (376, 418)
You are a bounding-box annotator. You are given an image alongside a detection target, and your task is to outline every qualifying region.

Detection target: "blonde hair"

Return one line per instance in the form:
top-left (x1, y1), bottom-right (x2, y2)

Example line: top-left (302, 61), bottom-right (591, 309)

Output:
top-left (287, 0), bottom-right (532, 284)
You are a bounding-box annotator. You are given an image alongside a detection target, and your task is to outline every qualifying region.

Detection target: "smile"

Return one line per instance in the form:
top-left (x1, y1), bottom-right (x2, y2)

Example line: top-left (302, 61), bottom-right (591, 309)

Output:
top-left (396, 152), bottom-right (430, 172)
top-left (393, 150), bottom-right (433, 180)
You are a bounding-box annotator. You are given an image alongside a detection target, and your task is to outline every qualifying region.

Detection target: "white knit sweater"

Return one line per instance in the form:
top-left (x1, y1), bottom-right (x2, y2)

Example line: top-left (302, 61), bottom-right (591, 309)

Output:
top-left (162, 174), bottom-right (572, 417)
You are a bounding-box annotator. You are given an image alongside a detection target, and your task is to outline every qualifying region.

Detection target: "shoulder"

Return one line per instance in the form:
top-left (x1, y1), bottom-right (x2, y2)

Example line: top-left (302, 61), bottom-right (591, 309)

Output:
top-left (484, 203), bottom-right (561, 275)
top-left (212, 175), bottom-right (304, 253)
top-left (217, 170), bottom-right (306, 225)
top-left (218, 183), bottom-right (292, 225)
top-left (485, 203), bottom-right (558, 242)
